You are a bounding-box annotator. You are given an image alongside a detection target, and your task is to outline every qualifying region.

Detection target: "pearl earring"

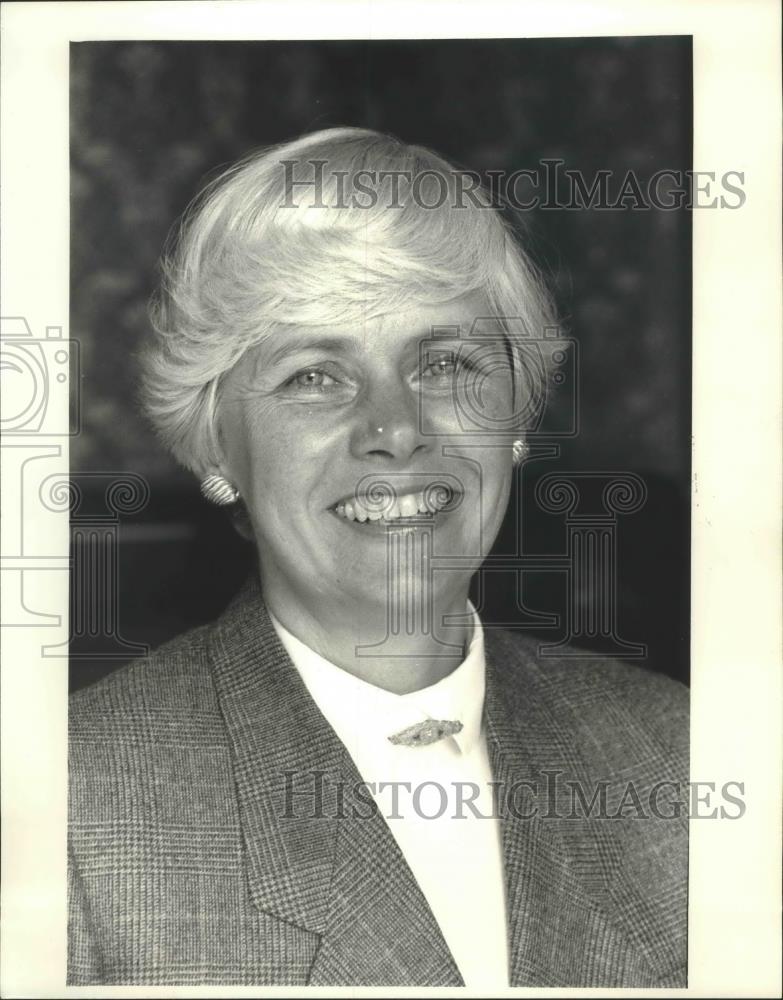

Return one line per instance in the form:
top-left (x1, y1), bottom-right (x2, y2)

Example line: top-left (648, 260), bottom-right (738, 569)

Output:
top-left (200, 473), bottom-right (240, 506)
top-left (512, 439), bottom-right (529, 466)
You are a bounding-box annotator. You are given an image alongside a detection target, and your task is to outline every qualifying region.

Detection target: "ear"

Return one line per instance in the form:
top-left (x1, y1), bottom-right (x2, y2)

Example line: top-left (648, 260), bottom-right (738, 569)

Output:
top-left (197, 422), bottom-right (235, 491)
top-left (228, 499), bottom-right (255, 542)
top-left (205, 383), bottom-right (235, 481)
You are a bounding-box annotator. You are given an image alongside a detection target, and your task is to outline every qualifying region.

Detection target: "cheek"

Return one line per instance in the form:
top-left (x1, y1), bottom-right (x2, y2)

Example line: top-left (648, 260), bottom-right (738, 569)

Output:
top-left (479, 463), bottom-right (512, 554)
top-left (219, 398), bottom-right (293, 497)
top-left (482, 456), bottom-right (512, 506)
top-left (483, 372), bottom-right (515, 422)
top-left (473, 441), bottom-right (513, 507)
top-left (222, 400), bottom-right (343, 519)
top-left (425, 372), bottom-right (514, 433)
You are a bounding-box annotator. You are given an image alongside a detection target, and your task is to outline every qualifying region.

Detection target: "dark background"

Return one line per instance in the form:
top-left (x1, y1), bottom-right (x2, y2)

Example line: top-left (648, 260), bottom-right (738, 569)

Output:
top-left (69, 37), bottom-right (692, 691)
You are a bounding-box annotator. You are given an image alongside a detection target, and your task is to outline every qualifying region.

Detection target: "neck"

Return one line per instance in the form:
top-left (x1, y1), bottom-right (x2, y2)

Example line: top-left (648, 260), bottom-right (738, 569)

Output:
top-left (261, 573), bottom-right (472, 695)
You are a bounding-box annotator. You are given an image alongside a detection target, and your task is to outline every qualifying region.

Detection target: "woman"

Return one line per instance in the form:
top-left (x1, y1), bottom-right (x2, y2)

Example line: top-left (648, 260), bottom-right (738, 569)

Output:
top-left (68, 128), bottom-right (688, 987)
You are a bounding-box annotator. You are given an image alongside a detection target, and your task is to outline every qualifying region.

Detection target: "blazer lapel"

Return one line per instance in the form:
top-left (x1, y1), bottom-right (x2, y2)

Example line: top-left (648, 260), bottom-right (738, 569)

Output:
top-left (307, 749), bottom-right (463, 987)
top-left (483, 629), bottom-right (659, 987)
top-left (208, 575), bottom-right (342, 934)
top-left (208, 575), bottom-right (462, 986)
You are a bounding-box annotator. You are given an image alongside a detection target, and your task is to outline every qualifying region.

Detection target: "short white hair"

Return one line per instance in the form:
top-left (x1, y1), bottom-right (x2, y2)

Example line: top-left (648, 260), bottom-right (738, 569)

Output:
top-left (142, 127), bottom-right (559, 473)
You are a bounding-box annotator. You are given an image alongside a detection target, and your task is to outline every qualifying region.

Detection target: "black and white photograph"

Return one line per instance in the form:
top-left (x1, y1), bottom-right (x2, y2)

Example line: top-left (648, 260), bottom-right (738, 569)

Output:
top-left (65, 36), bottom-right (694, 988)
top-left (0, 2), bottom-right (780, 996)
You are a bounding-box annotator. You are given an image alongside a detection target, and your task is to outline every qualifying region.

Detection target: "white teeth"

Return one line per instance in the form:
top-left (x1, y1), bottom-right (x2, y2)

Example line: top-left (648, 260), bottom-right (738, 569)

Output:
top-left (334, 488), bottom-right (454, 522)
top-left (400, 494), bottom-right (419, 517)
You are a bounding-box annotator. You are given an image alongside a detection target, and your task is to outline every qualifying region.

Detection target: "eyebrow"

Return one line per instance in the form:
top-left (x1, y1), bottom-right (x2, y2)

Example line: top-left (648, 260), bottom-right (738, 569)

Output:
top-left (259, 328), bottom-right (468, 370)
top-left (262, 336), bottom-right (359, 369)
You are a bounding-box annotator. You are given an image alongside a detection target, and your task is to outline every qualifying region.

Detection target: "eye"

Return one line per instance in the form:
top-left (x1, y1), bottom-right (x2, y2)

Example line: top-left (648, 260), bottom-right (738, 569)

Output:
top-left (287, 368), bottom-right (338, 390)
top-left (422, 353), bottom-right (459, 379)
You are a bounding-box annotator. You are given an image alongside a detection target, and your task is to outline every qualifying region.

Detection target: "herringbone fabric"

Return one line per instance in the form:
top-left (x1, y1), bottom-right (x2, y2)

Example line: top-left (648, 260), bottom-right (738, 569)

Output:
top-left (68, 575), bottom-right (688, 986)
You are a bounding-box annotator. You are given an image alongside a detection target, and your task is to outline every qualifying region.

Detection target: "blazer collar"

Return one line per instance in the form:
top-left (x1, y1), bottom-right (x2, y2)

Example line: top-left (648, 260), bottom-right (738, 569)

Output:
top-left (206, 574), bottom-right (463, 986)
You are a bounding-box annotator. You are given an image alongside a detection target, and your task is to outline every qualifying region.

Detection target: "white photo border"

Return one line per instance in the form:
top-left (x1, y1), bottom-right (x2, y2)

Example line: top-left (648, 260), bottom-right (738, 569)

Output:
top-left (1, 1), bottom-right (780, 996)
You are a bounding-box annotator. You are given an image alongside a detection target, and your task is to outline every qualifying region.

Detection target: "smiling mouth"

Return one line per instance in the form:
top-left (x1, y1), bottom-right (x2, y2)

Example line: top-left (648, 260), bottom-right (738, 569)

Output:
top-left (332, 487), bottom-right (458, 525)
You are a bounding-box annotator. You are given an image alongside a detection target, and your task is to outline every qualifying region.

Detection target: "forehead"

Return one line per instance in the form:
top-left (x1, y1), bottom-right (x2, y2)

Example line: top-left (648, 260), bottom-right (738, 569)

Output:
top-left (258, 291), bottom-right (492, 365)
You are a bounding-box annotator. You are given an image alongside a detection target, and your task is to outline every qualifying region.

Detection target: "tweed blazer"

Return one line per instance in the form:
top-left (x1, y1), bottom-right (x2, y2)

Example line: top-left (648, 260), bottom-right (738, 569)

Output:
top-left (68, 574), bottom-right (689, 987)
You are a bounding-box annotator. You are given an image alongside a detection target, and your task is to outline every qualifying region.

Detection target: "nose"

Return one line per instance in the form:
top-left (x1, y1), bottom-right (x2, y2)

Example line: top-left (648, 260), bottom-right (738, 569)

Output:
top-left (349, 376), bottom-right (431, 464)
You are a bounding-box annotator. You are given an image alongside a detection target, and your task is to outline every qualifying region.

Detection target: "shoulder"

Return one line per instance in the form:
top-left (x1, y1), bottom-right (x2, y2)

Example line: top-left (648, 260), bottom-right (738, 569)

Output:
top-left (485, 627), bottom-right (689, 759)
top-left (69, 621), bottom-right (221, 746)
top-left (68, 620), bottom-right (239, 832)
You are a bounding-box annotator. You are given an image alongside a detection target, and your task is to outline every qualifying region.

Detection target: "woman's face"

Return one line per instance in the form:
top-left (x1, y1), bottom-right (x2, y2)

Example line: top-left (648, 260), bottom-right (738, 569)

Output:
top-left (217, 291), bottom-right (515, 619)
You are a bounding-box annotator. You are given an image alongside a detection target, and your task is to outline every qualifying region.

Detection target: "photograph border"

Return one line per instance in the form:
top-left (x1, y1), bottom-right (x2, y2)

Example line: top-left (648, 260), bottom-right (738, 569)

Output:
top-left (1, 1), bottom-right (781, 996)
